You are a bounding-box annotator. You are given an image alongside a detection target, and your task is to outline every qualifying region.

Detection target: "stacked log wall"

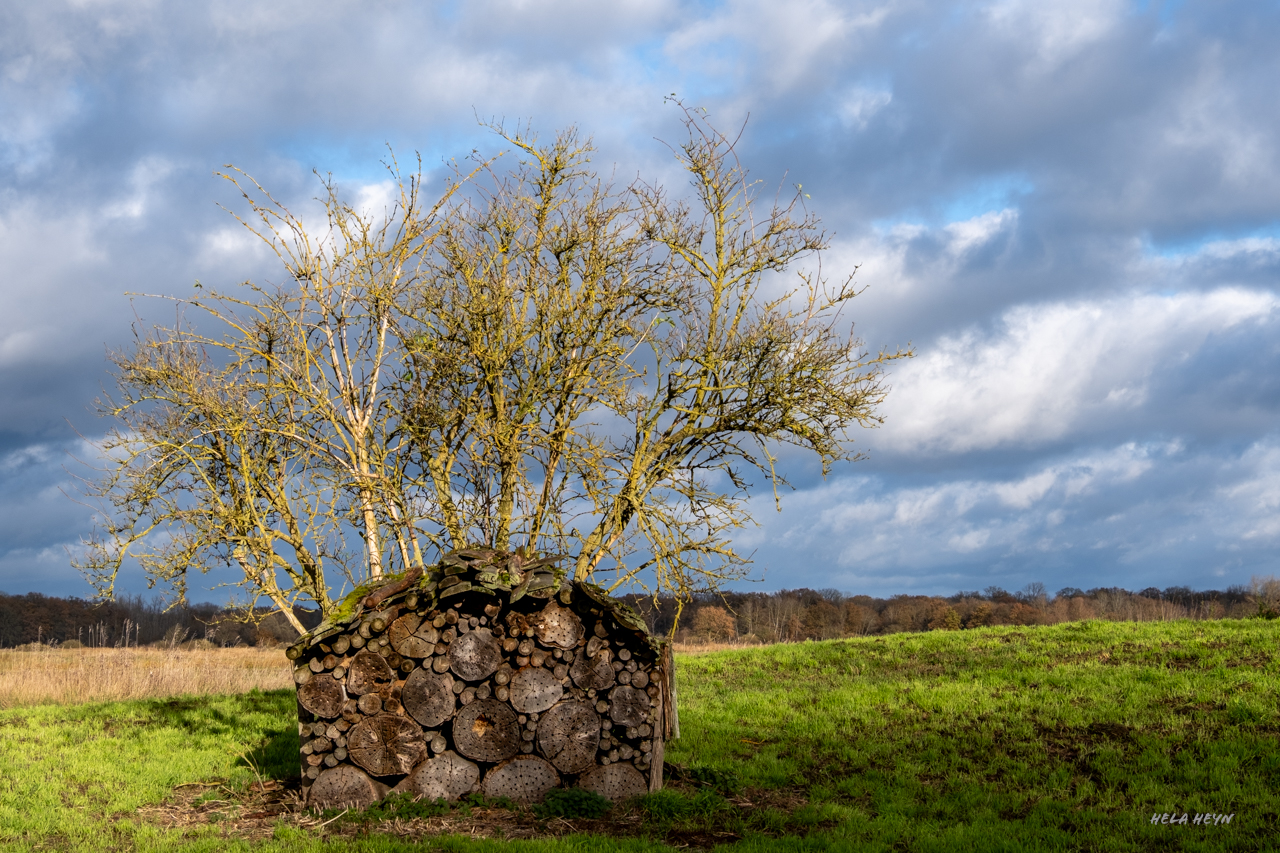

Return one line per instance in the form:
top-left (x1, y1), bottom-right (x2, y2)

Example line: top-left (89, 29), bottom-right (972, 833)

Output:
top-left (290, 560), bottom-right (668, 811)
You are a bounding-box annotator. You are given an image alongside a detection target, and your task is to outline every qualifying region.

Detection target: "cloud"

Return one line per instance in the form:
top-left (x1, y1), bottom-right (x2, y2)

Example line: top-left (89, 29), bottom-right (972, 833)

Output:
top-left (3, 0), bottom-right (1280, 601)
top-left (876, 287), bottom-right (1279, 453)
top-left (747, 435), bottom-right (1280, 594)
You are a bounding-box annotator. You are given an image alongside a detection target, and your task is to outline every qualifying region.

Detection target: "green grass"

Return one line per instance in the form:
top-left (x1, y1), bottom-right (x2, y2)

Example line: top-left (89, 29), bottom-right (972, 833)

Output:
top-left (1, 620), bottom-right (1276, 851)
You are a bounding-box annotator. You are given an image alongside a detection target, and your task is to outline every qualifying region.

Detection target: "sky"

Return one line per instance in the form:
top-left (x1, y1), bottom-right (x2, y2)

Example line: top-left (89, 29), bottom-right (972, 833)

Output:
top-left (2, 0), bottom-right (1279, 603)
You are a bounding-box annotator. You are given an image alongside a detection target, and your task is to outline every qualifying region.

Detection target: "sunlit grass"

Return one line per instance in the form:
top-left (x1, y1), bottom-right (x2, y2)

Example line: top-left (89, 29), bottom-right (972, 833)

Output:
top-left (1, 619), bottom-right (1274, 851)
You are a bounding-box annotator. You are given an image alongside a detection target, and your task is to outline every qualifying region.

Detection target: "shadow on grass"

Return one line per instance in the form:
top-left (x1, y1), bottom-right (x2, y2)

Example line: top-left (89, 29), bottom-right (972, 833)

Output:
top-left (240, 718), bottom-right (301, 781)
top-left (133, 687), bottom-right (300, 782)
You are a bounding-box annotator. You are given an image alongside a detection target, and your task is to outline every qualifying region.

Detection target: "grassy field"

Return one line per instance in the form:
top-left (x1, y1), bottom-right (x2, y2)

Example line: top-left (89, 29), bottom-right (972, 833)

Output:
top-left (0, 619), bottom-right (1276, 851)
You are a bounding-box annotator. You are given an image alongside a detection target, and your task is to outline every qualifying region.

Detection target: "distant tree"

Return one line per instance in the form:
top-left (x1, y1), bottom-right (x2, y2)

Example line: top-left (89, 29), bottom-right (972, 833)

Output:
top-left (1251, 575), bottom-right (1280, 619)
top-left (927, 602), bottom-right (961, 630)
top-left (966, 602), bottom-right (994, 628)
top-left (691, 606), bottom-right (737, 641)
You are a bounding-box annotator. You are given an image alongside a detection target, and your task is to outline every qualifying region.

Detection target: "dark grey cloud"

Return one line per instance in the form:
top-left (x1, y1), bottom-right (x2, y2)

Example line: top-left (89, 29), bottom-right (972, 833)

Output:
top-left (1, 0), bottom-right (1278, 601)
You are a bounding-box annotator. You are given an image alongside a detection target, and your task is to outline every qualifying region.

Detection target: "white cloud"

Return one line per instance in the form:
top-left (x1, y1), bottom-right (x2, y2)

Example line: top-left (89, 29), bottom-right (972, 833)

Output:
top-left (762, 442), bottom-right (1174, 572)
top-left (666, 0), bottom-right (892, 96)
top-left (877, 287), bottom-right (1280, 453)
top-left (103, 156), bottom-right (175, 220)
top-left (838, 85), bottom-right (892, 129)
top-left (746, 437), bottom-right (1280, 591)
top-left (985, 0), bottom-right (1125, 73)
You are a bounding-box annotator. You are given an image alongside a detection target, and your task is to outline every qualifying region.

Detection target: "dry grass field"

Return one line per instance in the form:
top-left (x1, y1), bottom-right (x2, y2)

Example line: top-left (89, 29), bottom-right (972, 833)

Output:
top-left (0, 645), bottom-right (294, 709)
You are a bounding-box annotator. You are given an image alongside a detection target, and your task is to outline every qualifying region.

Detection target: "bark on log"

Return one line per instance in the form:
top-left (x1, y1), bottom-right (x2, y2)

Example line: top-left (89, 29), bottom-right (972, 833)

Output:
top-left (532, 601), bottom-right (584, 650)
top-left (307, 765), bottom-right (389, 810)
top-left (508, 666), bottom-right (563, 714)
top-left (447, 628), bottom-right (502, 682)
top-left (402, 668), bottom-right (455, 728)
top-left (579, 763), bottom-right (647, 802)
top-left (297, 673), bottom-right (345, 719)
top-left (347, 713), bottom-right (428, 776)
top-left (362, 566), bottom-right (422, 609)
top-left (536, 700), bottom-right (601, 773)
top-left (452, 698), bottom-right (521, 763)
top-left (391, 750), bottom-right (479, 802)
top-left (481, 755), bottom-right (559, 803)
top-left (346, 649), bottom-right (394, 696)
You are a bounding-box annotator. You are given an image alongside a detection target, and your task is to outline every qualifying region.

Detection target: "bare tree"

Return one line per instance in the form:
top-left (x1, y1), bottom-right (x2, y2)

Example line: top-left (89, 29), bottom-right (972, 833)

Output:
top-left (76, 159), bottom-right (460, 631)
top-left (77, 109), bottom-right (908, 630)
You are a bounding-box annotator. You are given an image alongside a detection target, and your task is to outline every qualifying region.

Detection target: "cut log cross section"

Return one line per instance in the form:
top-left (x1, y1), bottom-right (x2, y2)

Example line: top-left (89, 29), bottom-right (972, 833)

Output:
top-left (389, 613), bottom-right (441, 658)
top-left (452, 698), bottom-right (520, 763)
top-left (509, 666), bottom-right (563, 714)
top-left (537, 700), bottom-right (600, 773)
top-left (580, 763), bottom-right (647, 802)
top-left (308, 765), bottom-right (388, 810)
top-left (608, 685), bottom-right (650, 727)
top-left (570, 650), bottom-right (615, 692)
top-left (482, 755), bottom-right (559, 803)
top-left (347, 714), bottom-right (428, 777)
top-left (402, 669), bottom-right (455, 728)
top-left (532, 601), bottom-right (584, 649)
top-left (297, 673), bottom-right (344, 719)
top-left (346, 649), bottom-right (394, 696)
top-left (448, 628), bottom-right (502, 682)
top-left (391, 750), bottom-right (478, 801)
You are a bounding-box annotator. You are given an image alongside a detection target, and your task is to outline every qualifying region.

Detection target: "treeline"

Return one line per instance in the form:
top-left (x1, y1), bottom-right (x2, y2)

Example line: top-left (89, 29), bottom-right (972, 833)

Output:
top-left (623, 580), bottom-right (1279, 643)
top-left (0, 591), bottom-right (320, 649)
top-left (5, 579), bottom-right (1277, 649)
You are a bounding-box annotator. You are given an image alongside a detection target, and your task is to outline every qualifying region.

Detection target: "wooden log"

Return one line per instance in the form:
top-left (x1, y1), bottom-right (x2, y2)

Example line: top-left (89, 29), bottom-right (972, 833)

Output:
top-left (586, 636), bottom-right (607, 657)
top-left (347, 713), bottom-right (428, 777)
top-left (389, 612), bottom-right (440, 659)
top-left (452, 698), bottom-right (520, 763)
top-left (662, 643), bottom-right (679, 740)
top-left (481, 755), bottom-right (559, 803)
top-left (401, 668), bottom-right (456, 727)
top-left (569, 650), bottom-right (615, 692)
top-left (508, 666), bottom-right (562, 714)
top-left (297, 673), bottom-right (344, 719)
top-left (346, 649), bottom-right (394, 696)
top-left (362, 566), bottom-right (423, 609)
top-left (631, 669), bottom-right (649, 689)
top-left (447, 628), bottom-right (502, 682)
top-left (607, 685), bottom-right (649, 727)
top-left (532, 601), bottom-right (584, 650)
top-left (536, 700), bottom-right (601, 773)
top-left (307, 765), bottom-right (389, 811)
top-left (391, 750), bottom-right (479, 802)
top-left (579, 763), bottom-right (646, 802)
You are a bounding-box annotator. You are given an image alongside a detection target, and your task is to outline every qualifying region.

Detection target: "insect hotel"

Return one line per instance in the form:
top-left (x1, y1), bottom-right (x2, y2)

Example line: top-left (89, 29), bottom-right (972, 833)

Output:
top-left (286, 550), bottom-right (675, 810)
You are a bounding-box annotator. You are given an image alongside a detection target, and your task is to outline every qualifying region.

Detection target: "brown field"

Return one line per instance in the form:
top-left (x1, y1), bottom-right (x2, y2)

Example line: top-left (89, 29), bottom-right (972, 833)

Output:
top-left (0, 646), bottom-right (294, 709)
